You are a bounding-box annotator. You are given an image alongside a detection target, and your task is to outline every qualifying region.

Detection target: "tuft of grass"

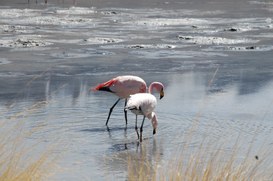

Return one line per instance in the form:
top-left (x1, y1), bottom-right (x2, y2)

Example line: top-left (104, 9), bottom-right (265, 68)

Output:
top-left (127, 137), bottom-right (273, 181)
top-left (0, 101), bottom-right (56, 181)
top-left (127, 143), bottom-right (156, 181)
top-left (127, 134), bottom-right (273, 181)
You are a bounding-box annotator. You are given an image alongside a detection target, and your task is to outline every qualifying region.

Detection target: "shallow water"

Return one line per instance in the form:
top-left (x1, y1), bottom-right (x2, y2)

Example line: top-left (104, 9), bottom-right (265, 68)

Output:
top-left (1, 0), bottom-right (273, 180)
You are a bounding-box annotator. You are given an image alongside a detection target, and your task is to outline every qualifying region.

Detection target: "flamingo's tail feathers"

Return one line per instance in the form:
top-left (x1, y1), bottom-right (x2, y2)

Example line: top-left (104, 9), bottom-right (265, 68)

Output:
top-left (91, 79), bottom-right (116, 92)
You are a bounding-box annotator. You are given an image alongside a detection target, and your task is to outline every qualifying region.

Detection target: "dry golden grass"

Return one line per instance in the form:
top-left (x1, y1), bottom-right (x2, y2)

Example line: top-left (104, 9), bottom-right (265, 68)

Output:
top-left (0, 101), bottom-right (56, 181)
top-left (127, 134), bottom-right (273, 181)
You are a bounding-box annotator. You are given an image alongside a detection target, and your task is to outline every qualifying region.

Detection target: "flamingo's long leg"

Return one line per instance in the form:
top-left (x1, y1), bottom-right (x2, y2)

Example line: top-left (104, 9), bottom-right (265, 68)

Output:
top-left (124, 98), bottom-right (128, 125)
top-left (135, 115), bottom-right (139, 139)
top-left (105, 98), bottom-right (121, 126)
top-left (140, 116), bottom-right (146, 142)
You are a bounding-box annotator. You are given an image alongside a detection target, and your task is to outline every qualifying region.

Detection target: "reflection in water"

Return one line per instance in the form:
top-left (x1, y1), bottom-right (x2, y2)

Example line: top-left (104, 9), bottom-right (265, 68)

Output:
top-left (102, 138), bottom-right (164, 180)
top-left (2, 63), bottom-right (272, 105)
top-left (211, 67), bottom-right (273, 96)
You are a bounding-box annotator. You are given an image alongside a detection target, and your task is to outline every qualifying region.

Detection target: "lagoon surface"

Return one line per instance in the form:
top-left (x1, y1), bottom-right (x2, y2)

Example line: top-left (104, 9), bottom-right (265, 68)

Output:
top-left (1, 0), bottom-right (273, 180)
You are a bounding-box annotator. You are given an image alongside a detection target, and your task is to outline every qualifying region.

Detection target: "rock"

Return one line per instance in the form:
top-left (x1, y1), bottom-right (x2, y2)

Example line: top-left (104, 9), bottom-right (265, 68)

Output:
top-left (224, 27), bottom-right (238, 32)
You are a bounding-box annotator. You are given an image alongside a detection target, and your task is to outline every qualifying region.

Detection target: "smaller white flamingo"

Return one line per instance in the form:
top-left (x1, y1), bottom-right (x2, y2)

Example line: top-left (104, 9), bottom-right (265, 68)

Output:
top-left (125, 82), bottom-right (164, 142)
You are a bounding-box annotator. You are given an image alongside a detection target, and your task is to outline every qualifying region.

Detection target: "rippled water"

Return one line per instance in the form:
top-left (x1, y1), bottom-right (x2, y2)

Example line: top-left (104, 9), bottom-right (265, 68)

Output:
top-left (1, 0), bottom-right (273, 180)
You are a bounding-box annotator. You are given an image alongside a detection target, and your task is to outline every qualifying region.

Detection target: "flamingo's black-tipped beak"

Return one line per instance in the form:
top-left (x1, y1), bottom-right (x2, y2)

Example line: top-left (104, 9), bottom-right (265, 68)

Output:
top-left (153, 129), bottom-right (156, 135)
top-left (159, 89), bottom-right (164, 100)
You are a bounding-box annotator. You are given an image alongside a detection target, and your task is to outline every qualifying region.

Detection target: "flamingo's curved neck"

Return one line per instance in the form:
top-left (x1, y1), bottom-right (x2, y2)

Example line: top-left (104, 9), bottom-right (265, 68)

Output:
top-left (148, 82), bottom-right (154, 94)
top-left (148, 82), bottom-right (156, 94)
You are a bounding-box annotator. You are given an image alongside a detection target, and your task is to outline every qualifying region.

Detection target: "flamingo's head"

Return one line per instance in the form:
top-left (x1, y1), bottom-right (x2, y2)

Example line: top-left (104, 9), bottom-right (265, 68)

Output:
top-left (159, 88), bottom-right (164, 100)
top-left (150, 112), bottom-right (158, 135)
top-left (149, 82), bottom-right (164, 100)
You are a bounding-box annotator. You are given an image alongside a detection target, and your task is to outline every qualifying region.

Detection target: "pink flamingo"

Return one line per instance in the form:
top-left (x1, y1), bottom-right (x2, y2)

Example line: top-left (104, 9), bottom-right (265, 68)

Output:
top-left (92, 75), bottom-right (164, 126)
top-left (125, 82), bottom-right (164, 141)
